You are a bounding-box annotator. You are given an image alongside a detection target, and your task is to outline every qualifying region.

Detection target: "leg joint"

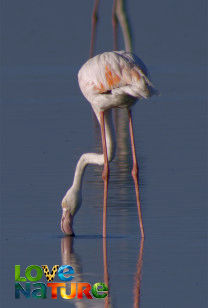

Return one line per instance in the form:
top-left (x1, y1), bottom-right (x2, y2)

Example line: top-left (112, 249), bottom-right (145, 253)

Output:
top-left (131, 164), bottom-right (138, 179)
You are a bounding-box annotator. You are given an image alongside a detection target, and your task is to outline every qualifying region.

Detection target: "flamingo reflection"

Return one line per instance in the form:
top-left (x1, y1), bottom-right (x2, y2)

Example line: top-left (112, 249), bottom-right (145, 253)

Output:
top-left (133, 237), bottom-right (144, 308)
top-left (61, 236), bottom-right (144, 307)
top-left (61, 236), bottom-right (111, 307)
top-left (90, 0), bottom-right (132, 58)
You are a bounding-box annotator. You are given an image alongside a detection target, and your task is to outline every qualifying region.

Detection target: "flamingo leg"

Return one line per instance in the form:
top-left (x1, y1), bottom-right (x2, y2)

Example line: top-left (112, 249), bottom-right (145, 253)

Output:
top-left (100, 111), bottom-right (109, 238)
top-left (112, 0), bottom-right (118, 50)
top-left (128, 109), bottom-right (144, 238)
top-left (90, 0), bottom-right (100, 58)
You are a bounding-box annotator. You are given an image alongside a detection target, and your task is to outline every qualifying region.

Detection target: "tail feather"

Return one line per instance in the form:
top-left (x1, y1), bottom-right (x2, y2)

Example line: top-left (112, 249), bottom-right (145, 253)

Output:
top-left (143, 75), bottom-right (159, 98)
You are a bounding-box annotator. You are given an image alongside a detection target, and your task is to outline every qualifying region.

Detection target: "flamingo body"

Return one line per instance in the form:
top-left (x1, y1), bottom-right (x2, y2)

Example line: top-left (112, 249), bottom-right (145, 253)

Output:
top-left (78, 51), bottom-right (156, 114)
top-left (61, 51), bottom-right (157, 236)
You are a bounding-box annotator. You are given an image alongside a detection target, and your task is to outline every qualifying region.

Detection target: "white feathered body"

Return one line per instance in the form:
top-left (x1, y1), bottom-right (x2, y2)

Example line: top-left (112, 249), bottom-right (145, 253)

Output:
top-left (78, 51), bottom-right (156, 116)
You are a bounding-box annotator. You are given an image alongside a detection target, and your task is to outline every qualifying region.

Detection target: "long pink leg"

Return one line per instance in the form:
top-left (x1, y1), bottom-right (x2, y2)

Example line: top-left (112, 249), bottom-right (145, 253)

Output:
top-left (90, 0), bottom-right (100, 58)
top-left (112, 0), bottom-right (118, 50)
top-left (100, 111), bottom-right (109, 238)
top-left (128, 109), bottom-right (144, 238)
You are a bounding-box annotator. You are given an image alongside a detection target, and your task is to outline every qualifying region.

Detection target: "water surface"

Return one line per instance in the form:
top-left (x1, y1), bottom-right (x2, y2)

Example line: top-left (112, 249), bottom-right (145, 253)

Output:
top-left (1, 0), bottom-right (207, 307)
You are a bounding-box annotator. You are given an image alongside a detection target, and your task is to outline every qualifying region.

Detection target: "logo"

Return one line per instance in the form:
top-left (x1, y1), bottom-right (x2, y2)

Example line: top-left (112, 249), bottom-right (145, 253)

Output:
top-left (15, 265), bottom-right (108, 299)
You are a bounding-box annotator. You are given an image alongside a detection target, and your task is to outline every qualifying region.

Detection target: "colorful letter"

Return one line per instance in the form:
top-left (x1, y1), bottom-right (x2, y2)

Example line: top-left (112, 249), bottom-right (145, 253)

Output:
top-left (15, 282), bottom-right (30, 298)
top-left (32, 283), bottom-right (47, 299)
top-left (92, 282), bottom-right (108, 298)
top-left (77, 283), bottom-right (93, 299)
top-left (60, 283), bottom-right (76, 299)
top-left (58, 265), bottom-right (74, 281)
top-left (47, 283), bottom-right (65, 299)
top-left (41, 265), bottom-right (59, 281)
top-left (15, 265), bottom-right (27, 282)
top-left (25, 265), bottom-right (43, 281)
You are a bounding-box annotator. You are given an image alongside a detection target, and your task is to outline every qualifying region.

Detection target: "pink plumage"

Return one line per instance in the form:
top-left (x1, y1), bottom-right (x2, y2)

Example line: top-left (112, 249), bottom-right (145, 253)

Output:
top-left (78, 51), bottom-right (157, 112)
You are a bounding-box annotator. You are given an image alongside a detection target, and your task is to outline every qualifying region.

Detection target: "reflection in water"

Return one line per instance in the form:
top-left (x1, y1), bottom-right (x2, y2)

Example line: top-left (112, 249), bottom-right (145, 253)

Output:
top-left (103, 237), bottom-right (110, 308)
top-left (114, 0), bottom-right (133, 52)
top-left (112, 0), bottom-right (134, 209)
top-left (133, 238), bottom-right (144, 308)
top-left (90, 0), bottom-right (100, 58)
top-left (66, 4), bottom-right (145, 305)
top-left (61, 236), bottom-right (111, 307)
top-left (90, 0), bottom-right (132, 57)
top-left (61, 237), bottom-right (144, 307)
top-left (61, 237), bottom-right (87, 308)
top-left (90, 0), bottom-right (135, 204)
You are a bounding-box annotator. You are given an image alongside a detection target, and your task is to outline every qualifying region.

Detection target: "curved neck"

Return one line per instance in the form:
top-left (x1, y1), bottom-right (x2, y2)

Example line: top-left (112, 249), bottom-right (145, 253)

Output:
top-left (71, 109), bottom-right (116, 192)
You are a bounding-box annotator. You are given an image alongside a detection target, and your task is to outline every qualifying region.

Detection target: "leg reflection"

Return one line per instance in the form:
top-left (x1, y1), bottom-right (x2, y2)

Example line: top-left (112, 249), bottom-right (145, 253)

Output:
top-left (61, 236), bottom-right (111, 307)
top-left (61, 237), bottom-right (87, 307)
top-left (133, 237), bottom-right (144, 308)
top-left (103, 236), bottom-right (111, 308)
top-left (90, 0), bottom-right (100, 58)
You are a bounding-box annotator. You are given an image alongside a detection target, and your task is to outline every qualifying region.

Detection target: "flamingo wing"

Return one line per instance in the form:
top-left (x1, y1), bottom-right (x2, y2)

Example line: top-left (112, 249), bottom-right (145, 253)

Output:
top-left (78, 51), bottom-right (156, 101)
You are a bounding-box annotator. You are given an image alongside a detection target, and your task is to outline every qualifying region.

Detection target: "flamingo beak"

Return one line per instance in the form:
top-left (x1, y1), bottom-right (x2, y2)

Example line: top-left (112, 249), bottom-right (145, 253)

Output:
top-left (61, 209), bottom-right (75, 236)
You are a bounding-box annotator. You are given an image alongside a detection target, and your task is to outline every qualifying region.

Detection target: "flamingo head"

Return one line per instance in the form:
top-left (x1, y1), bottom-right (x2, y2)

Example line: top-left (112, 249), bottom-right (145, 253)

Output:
top-left (61, 208), bottom-right (75, 236)
top-left (61, 189), bottom-right (82, 236)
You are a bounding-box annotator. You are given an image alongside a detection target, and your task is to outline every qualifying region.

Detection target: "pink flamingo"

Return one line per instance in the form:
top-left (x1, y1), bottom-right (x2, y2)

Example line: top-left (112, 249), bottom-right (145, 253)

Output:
top-left (61, 50), bottom-right (157, 238)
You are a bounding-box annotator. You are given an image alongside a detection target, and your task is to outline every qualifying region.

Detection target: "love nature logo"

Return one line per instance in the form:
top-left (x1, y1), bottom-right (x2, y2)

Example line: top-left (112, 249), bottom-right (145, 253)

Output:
top-left (15, 265), bottom-right (108, 300)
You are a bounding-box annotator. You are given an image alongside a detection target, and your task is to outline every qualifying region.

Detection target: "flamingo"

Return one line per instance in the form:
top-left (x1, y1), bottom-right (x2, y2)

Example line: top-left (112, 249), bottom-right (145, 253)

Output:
top-left (61, 50), bottom-right (158, 238)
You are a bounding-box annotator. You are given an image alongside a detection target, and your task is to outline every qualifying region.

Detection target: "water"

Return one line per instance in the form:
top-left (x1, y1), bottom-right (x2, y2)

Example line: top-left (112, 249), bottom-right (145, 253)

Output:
top-left (0, 0), bottom-right (207, 307)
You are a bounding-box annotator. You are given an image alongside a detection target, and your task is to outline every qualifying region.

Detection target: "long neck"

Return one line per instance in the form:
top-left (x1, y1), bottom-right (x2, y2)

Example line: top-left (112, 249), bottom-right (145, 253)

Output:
top-left (71, 109), bottom-right (116, 192)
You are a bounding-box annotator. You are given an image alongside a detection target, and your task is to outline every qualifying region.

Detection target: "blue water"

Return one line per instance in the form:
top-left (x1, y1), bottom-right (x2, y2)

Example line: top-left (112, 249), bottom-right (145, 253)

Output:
top-left (1, 0), bottom-right (207, 307)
